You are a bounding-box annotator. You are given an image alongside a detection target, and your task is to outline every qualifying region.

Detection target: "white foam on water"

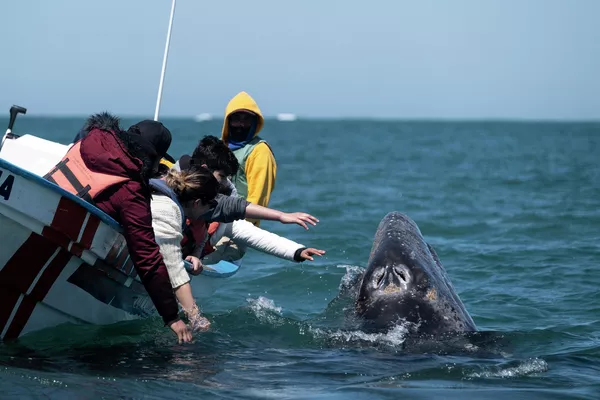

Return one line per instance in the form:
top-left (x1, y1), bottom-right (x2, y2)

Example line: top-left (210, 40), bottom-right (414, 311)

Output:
top-left (467, 357), bottom-right (549, 379)
top-left (306, 323), bottom-right (412, 348)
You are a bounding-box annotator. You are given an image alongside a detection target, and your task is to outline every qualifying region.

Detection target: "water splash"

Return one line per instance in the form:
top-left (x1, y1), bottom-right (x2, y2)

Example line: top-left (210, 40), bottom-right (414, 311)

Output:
top-left (467, 357), bottom-right (549, 379)
top-left (336, 264), bottom-right (364, 292)
top-left (246, 296), bottom-right (285, 326)
top-left (307, 324), bottom-right (411, 348)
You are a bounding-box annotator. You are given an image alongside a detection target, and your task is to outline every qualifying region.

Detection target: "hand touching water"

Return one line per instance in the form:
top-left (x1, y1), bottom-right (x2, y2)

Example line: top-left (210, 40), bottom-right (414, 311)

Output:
top-left (169, 319), bottom-right (192, 344)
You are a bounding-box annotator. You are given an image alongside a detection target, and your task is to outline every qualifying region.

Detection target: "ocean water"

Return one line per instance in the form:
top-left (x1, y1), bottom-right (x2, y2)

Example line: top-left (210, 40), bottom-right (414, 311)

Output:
top-left (0, 116), bottom-right (599, 399)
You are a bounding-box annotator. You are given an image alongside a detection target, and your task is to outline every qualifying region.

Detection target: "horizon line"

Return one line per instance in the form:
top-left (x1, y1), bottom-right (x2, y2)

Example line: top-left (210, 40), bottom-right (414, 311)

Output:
top-left (2, 113), bottom-right (599, 124)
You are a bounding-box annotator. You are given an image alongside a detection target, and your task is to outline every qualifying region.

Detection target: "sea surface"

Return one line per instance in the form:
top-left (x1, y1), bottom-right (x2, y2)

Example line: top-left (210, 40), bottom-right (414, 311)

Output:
top-left (1, 116), bottom-right (599, 399)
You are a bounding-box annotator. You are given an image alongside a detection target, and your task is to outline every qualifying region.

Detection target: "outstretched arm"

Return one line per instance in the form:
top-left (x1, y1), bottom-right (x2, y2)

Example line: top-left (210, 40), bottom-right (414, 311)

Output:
top-left (244, 203), bottom-right (319, 230)
top-left (116, 184), bottom-right (180, 326)
top-left (202, 194), bottom-right (319, 230)
top-left (201, 193), bottom-right (249, 223)
top-left (115, 183), bottom-right (192, 343)
top-left (228, 219), bottom-right (325, 261)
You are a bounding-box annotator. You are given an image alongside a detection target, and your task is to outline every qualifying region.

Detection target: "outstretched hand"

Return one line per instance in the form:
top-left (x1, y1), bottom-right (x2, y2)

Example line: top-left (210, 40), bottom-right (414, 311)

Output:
top-left (279, 212), bottom-right (319, 230)
top-left (299, 248), bottom-right (326, 261)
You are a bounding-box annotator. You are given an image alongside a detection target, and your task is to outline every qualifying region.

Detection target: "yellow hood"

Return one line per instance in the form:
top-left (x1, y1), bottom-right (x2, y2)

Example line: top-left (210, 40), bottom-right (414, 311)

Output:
top-left (221, 91), bottom-right (265, 145)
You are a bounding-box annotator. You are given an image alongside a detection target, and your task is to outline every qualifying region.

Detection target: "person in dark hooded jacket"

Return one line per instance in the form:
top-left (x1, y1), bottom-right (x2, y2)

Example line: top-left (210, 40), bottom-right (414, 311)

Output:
top-left (46, 113), bottom-right (192, 344)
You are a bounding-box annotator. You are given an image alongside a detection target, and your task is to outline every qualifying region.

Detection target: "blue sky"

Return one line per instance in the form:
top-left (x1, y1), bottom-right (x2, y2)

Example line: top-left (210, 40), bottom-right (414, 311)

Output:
top-left (1, 0), bottom-right (598, 119)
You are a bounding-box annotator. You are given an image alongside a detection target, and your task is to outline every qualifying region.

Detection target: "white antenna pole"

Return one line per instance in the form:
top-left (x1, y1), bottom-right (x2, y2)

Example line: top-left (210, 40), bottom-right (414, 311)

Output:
top-left (154, 0), bottom-right (176, 121)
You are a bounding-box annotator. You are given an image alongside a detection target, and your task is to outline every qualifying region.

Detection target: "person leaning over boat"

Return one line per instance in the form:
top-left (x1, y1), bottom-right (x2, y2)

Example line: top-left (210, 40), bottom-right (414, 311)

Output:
top-left (43, 113), bottom-right (192, 344)
top-left (148, 164), bottom-right (219, 332)
top-left (160, 135), bottom-right (325, 268)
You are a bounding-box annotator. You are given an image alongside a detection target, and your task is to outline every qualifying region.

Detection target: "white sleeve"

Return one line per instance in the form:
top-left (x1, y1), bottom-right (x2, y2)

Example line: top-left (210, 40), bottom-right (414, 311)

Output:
top-left (150, 195), bottom-right (189, 288)
top-left (229, 219), bottom-right (304, 261)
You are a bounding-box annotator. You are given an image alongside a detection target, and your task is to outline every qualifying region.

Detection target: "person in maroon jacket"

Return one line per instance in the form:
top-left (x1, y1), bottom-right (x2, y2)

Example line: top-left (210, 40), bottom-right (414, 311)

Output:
top-left (45, 113), bottom-right (191, 344)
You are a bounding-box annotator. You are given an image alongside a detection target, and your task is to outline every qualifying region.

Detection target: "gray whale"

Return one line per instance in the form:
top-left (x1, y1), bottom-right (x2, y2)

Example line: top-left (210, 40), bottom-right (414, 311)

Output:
top-left (355, 212), bottom-right (477, 335)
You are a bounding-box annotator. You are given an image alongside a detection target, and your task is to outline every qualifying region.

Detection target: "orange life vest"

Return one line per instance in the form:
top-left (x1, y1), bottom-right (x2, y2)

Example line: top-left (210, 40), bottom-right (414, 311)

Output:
top-left (207, 221), bottom-right (220, 236)
top-left (44, 141), bottom-right (129, 203)
top-left (203, 222), bottom-right (220, 256)
top-left (180, 220), bottom-right (220, 259)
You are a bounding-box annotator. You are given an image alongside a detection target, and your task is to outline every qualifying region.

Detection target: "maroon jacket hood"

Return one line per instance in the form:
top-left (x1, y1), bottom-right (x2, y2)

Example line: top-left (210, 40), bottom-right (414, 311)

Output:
top-left (78, 113), bottom-right (144, 182)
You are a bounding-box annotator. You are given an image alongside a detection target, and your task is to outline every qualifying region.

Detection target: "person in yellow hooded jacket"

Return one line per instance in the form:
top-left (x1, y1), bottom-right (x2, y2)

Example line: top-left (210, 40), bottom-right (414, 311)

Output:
top-left (221, 91), bottom-right (276, 227)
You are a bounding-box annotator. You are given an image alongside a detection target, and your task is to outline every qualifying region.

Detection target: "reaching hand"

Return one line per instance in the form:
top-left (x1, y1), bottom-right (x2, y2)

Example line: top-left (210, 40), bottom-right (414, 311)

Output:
top-left (185, 256), bottom-right (203, 276)
top-left (169, 319), bottom-right (192, 344)
top-left (299, 248), bottom-right (326, 261)
top-left (279, 212), bottom-right (319, 230)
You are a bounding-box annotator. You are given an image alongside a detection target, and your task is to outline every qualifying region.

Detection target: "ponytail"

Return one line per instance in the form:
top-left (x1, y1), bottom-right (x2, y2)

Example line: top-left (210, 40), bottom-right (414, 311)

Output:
top-left (165, 165), bottom-right (219, 205)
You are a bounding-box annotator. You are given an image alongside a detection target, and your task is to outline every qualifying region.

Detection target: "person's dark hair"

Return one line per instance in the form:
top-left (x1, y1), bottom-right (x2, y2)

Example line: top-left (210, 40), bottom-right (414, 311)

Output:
top-left (165, 164), bottom-right (219, 205)
top-left (191, 135), bottom-right (239, 176)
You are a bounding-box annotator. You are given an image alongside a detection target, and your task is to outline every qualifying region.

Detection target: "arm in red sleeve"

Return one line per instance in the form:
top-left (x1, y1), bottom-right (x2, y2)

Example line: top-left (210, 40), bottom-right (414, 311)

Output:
top-left (113, 182), bottom-right (180, 325)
